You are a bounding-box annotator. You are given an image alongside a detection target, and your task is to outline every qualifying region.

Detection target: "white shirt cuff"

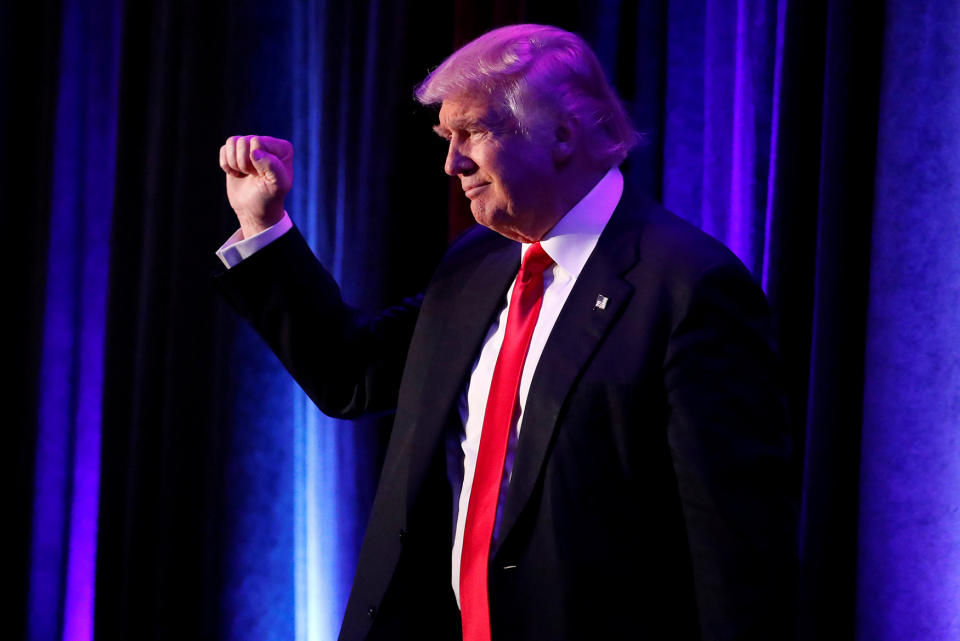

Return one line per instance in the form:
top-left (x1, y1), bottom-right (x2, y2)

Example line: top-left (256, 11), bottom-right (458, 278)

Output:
top-left (216, 212), bottom-right (294, 268)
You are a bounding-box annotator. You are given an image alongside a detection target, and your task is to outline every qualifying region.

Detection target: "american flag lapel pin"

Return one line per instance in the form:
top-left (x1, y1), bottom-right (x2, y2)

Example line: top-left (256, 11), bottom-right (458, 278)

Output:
top-left (594, 294), bottom-right (609, 310)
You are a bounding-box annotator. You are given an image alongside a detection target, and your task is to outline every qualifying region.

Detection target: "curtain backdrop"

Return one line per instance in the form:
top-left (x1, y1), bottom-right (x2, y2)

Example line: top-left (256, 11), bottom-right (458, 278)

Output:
top-left (11, 1), bottom-right (959, 640)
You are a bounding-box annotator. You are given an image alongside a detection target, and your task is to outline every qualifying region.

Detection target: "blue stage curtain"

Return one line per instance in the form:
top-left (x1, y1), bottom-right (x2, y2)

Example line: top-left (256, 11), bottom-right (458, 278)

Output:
top-left (25, 1), bottom-right (122, 640)
top-left (13, 1), bottom-right (960, 640)
top-left (857, 2), bottom-right (960, 639)
top-left (87, 1), bottom-right (447, 640)
top-left (217, 2), bottom-right (435, 639)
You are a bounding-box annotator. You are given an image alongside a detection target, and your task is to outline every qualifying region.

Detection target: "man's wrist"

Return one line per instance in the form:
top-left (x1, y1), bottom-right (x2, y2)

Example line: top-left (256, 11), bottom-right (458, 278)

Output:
top-left (216, 211), bottom-right (293, 268)
top-left (236, 206), bottom-right (285, 238)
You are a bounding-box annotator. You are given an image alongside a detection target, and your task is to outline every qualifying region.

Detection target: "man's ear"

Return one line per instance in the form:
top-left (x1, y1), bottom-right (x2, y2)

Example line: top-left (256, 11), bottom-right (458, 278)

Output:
top-left (552, 114), bottom-right (580, 165)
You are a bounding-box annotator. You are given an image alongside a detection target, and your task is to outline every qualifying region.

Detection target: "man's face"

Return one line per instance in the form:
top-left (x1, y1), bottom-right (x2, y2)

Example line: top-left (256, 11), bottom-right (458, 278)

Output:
top-left (435, 95), bottom-right (558, 243)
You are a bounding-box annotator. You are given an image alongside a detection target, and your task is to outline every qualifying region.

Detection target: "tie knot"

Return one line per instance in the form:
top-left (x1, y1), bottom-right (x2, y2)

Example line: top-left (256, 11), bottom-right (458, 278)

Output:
top-left (519, 242), bottom-right (553, 283)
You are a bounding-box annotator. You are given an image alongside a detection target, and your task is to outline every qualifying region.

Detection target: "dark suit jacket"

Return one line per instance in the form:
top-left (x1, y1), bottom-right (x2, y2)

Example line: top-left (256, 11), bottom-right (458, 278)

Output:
top-left (214, 183), bottom-right (797, 641)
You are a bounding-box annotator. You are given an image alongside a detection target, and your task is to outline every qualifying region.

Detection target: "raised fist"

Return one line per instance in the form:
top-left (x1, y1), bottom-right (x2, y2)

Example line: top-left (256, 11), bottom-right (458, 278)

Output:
top-left (219, 135), bottom-right (294, 238)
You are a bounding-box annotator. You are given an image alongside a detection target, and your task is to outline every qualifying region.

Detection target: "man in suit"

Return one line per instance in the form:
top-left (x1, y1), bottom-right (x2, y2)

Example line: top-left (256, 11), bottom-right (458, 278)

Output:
top-left (215, 24), bottom-right (796, 641)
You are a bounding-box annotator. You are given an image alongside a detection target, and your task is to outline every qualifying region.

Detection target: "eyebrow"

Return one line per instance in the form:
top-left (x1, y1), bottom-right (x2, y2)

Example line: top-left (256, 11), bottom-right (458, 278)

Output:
top-left (433, 113), bottom-right (486, 139)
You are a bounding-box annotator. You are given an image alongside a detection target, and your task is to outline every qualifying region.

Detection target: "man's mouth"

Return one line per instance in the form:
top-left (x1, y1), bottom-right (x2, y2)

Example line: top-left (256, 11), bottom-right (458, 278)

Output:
top-left (463, 183), bottom-right (489, 198)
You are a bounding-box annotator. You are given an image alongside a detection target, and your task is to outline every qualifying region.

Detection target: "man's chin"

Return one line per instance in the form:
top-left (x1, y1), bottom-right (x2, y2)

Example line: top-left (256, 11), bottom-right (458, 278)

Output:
top-left (469, 205), bottom-right (533, 242)
top-left (471, 206), bottom-right (501, 231)
top-left (476, 219), bottom-right (531, 243)
top-left (470, 204), bottom-right (496, 231)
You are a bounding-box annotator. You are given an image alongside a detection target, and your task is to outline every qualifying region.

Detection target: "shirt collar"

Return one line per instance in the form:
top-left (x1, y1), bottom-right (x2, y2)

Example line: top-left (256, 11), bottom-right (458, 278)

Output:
top-left (521, 167), bottom-right (624, 280)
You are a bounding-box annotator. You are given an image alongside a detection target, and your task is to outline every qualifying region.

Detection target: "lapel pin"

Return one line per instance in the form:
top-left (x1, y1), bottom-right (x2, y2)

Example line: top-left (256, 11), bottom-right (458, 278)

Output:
top-left (594, 294), bottom-right (609, 310)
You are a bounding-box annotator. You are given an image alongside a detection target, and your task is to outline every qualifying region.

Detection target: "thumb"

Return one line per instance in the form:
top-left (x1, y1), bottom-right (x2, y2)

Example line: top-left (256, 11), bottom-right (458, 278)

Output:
top-left (250, 147), bottom-right (282, 184)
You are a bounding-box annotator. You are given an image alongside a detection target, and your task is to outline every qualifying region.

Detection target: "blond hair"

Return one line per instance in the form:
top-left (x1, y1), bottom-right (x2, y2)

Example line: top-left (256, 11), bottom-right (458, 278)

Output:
top-left (416, 24), bottom-right (639, 167)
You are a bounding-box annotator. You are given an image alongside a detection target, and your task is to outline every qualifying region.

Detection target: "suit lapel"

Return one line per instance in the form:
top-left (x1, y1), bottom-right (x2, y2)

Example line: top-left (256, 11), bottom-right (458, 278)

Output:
top-left (395, 188), bottom-right (652, 550)
top-left (492, 197), bottom-right (648, 558)
top-left (402, 233), bottom-right (520, 513)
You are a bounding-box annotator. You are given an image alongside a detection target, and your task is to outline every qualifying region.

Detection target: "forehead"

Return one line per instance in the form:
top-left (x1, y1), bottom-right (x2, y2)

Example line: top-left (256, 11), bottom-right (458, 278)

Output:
top-left (436, 95), bottom-right (500, 131)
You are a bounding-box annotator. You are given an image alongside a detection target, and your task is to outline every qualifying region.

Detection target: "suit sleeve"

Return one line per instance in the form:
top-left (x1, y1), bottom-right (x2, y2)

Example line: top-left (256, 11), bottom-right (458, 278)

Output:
top-left (663, 261), bottom-right (797, 640)
top-left (212, 225), bottom-right (421, 419)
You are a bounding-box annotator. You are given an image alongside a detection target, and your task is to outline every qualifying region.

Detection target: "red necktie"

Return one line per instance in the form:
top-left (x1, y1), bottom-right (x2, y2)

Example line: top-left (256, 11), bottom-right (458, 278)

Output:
top-left (460, 242), bottom-right (554, 641)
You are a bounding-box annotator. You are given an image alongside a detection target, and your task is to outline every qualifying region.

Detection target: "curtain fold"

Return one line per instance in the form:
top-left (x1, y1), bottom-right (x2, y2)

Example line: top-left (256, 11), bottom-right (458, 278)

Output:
top-left (94, 2), bottom-right (232, 639)
top-left (798, 2), bottom-right (884, 638)
top-left (857, 2), bottom-right (960, 639)
top-left (5, 0), bottom-right (63, 637)
top-left (24, 1), bottom-right (122, 640)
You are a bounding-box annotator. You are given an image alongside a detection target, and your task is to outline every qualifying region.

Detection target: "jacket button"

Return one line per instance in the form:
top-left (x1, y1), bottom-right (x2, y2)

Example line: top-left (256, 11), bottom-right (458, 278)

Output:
top-left (398, 529), bottom-right (406, 543)
top-left (367, 606), bottom-right (377, 619)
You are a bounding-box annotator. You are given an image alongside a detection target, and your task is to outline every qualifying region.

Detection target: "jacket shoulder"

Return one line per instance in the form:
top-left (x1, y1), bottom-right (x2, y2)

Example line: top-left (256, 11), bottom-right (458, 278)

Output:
top-left (630, 199), bottom-right (756, 286)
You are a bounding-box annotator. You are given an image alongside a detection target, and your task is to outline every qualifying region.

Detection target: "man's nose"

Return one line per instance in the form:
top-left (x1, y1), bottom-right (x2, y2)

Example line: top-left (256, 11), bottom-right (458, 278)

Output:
top-left (444, 141), bottom-right (476, 176)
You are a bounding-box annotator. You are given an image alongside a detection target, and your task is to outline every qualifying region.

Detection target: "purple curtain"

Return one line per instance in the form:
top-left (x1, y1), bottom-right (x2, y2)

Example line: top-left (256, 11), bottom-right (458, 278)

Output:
top-left (10, 1), bottom-right (959, 639)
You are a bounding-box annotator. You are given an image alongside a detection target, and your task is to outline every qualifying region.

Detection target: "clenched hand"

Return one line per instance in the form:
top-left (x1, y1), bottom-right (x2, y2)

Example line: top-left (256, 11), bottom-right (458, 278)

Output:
top-left (219, 135), bottom-right (293, 238)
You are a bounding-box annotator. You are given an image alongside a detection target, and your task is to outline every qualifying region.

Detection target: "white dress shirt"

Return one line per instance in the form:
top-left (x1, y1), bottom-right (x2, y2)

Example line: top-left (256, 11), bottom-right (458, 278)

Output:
top-left (214, 167), bottom-right (624, 607)
top-left (449, 167), bottom-right (623, 604)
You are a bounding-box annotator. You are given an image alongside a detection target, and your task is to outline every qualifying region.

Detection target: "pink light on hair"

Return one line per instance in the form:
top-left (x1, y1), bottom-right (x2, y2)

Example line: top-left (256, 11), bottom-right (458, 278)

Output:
top-left (416, 24), bottom-right (639, 168)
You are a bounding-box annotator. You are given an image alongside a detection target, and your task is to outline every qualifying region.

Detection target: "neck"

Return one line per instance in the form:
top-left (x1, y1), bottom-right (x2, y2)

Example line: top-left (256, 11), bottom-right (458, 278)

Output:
top-left (526, 165), bottom-right (609, 242)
